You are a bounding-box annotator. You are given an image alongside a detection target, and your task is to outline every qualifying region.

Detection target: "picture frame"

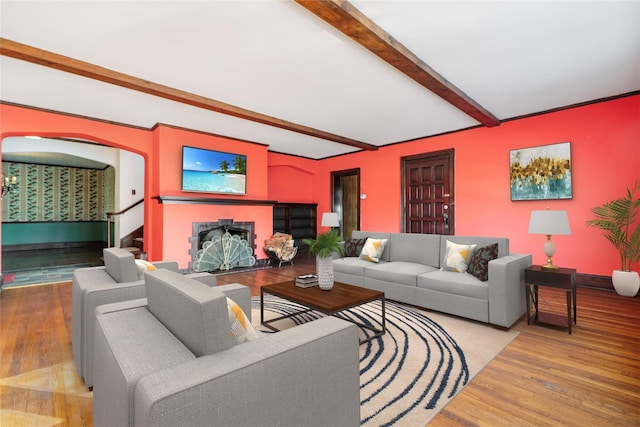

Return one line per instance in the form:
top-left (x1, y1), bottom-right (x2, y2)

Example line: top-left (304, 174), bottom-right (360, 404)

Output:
top-left (510, 142), bottom-right (572, 201)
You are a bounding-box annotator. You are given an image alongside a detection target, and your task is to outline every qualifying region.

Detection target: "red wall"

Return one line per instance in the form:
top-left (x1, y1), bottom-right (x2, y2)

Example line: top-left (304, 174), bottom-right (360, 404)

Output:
top-left (267, 152), bottom-right (318, 203)
top-left (0, 105), bottom-right (273, 269)
top-left (301, 95), bottom-right (639, 277)
top-left (149, 125), bottom-right (273, 266)
top-left (2, 95), bottom-right (638, 276)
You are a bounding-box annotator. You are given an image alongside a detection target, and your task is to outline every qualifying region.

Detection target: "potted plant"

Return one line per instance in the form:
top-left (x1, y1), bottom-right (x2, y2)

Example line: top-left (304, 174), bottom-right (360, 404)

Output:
top-left (303, 229), bottom-right (344, 290)
top-left (586, 180), bottom-right (640, 296)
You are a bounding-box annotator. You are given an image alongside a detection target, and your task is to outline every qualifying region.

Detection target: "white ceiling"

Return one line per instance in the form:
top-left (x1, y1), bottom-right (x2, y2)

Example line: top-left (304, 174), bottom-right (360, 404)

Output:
top-left (1, 0), bottom-right (639, 160)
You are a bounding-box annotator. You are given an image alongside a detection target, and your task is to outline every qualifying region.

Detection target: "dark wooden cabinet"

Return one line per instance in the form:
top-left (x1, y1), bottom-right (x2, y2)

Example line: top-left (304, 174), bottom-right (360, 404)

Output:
top-left (273, 203), bottom-right (317, 246)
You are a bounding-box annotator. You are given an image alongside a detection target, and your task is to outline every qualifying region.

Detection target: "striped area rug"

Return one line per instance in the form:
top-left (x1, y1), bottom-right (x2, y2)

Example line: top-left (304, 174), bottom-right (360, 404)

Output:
top-left (253, 295), bottom-right (518, 426)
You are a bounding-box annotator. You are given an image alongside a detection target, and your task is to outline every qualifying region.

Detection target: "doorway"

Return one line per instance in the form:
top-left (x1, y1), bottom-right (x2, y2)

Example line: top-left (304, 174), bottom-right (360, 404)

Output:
top-left (401, 149), bottom-right (455, 235)
top-left (1, 137), bottom-right (144, 287)
top-left (331, 168), bottom-right (360, 239)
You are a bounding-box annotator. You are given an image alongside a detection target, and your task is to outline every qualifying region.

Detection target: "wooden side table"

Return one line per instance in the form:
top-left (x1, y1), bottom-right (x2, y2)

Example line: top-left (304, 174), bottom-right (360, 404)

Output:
top-left (525, 265), bottom-right (577, 334)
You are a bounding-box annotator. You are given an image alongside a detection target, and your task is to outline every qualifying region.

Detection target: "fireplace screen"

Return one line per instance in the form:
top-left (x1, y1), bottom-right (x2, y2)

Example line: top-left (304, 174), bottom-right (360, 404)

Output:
top-left (192, 229), bottom-right (256, 272)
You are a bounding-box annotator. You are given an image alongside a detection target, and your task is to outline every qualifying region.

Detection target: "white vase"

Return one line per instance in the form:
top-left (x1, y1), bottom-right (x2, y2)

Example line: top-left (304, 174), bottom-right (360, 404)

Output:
top-left (612, 270), bottom-right (640, 297)
top-left (316, 255), bottom-right (334, 290)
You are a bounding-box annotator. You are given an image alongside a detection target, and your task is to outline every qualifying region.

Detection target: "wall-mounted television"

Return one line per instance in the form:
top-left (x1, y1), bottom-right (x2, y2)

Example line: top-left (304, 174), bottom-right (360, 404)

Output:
top-left (181, 146), bottom-right (247, 195)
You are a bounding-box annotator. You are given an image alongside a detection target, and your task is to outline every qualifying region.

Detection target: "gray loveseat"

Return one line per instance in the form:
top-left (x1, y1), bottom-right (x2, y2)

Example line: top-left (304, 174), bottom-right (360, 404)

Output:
top-left (93, 269), bottom-right (360, 427)
top-left (333, 231), bottom-right (532, 328)
top-left (72, 247), bottom-right (218, 387)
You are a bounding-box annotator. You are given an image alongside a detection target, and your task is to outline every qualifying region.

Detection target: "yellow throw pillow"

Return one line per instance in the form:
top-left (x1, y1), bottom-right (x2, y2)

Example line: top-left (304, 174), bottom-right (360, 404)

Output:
top-left (226, 297), bottom-right (258, 345)
top-left (442, 241), bottom-right (477, 273)
top-left (135, 259), bottom-right (157, 280)
top-left (360, 238), bottom-right (388, 263)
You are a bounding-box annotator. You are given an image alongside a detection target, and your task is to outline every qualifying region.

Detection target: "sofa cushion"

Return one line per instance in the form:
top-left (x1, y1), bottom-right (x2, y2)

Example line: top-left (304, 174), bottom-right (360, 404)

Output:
top-left (365, 261), bottom-right (437, 287)
top-left (417, 270), bottom-right (489, 300)
top-left (360, 238), bottom-right (388, 263)
top-left (333, 257), bottom-right (386, 276)
top-left (344, 237), bottom-right (367, 257)
top-left (442, 241), bottom-right (477, 273)
top-left (389, 233), bottom-right (441, 266)
top-left (467, 243), bottom-right (499, 282)
top-left (103, 247), bottom-right (139, 283)
top-left (226, 297), bottom-right (258, 345)
top-left (145, 269), bottom-right (233, 357)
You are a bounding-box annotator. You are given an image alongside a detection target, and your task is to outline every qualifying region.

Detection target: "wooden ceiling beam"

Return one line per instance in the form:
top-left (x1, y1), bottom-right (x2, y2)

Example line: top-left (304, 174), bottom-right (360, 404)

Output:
top-left (295, 0), bottom-right (500, 127)
top-left (0, 37), bottom-right (378, 151)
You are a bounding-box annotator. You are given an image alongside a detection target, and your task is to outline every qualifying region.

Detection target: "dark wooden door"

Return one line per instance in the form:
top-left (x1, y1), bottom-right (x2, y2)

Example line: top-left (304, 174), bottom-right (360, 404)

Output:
top-left (402, 149), bottom-right (454, 235)
top-left (332, 169), bottom-right (360, 239)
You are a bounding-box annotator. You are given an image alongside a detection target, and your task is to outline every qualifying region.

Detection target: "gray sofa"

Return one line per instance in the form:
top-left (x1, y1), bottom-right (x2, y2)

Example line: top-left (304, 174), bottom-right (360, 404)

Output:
top-left (93, 269), bottom-right (360, 427)
top-left (333, 231), bottom-right (532, 328)
top-left (72, 247), bottom-right (219, 387)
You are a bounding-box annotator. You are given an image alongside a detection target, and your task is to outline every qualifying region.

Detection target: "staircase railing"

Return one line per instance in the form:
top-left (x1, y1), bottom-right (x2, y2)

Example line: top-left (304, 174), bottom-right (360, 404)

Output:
top-left (106, 199), bottom-right (144, 248)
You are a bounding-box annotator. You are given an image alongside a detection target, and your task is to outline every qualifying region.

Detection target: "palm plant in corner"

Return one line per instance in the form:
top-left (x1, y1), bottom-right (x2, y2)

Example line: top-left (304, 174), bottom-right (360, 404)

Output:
top-left (586, 180), bottom-right (640, 297)
top-left (303, 229), bottom-right (344, 290)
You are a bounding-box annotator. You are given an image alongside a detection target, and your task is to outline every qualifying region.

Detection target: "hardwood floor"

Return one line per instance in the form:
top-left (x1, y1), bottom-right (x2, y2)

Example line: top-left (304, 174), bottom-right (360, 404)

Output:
top-left (1, 258), bottom-right (638, 426)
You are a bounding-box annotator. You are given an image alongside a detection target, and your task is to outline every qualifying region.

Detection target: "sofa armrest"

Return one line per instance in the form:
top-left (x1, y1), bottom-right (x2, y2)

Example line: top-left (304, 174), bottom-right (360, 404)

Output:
top-left (151, 261), bottom-right (179, 272)
top-left (487, 253), bottom-right (533, 328)
top-left (95, 298), bottom-right (148, 316)
top-left (331, 241), bottom-right (346, 259)
top-left (134, 317), bottom-right (360, 427)
top-left (81, 280), bottom-right (146, 386)
top-left (215, 283), bottom-right (252, 322)
top-left (185, 272), bottom-right (218, 287)
top-left (72, 266), bottom-right (112, 375)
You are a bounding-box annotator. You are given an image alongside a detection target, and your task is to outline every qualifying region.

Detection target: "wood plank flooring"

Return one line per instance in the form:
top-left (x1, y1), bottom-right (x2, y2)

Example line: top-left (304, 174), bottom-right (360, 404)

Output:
top-left (1, 257), bottom-right (639, 426)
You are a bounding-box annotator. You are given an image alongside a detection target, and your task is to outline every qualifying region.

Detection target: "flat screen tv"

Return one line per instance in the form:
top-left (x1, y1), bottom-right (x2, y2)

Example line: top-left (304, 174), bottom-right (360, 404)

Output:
top-left (181, 146), bottom-right (247, 195)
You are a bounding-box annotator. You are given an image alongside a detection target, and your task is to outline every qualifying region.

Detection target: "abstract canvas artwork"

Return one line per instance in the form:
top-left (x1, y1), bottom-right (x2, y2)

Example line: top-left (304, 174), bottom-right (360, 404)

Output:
top-left (510, 142), bottom-right (572, 201)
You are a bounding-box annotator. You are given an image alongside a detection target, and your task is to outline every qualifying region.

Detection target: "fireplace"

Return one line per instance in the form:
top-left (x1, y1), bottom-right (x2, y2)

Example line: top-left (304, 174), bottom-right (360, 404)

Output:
top-left (189, 219), bottom-right (256, 272)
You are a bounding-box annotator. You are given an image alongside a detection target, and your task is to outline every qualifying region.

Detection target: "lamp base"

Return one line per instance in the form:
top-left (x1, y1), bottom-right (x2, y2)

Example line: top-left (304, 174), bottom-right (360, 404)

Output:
top-left (541, 260), bottom-right (560, 271)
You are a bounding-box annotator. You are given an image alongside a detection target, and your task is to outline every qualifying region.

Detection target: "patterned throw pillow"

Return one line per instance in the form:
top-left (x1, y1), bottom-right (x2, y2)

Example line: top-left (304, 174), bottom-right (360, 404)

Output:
top-left (135, 259), bottom-right (157, 280)
top-left (344, 237), bottom-right (367, 257)
top-left (360, 238), bottom-right (388, 263)
top-left (226, 297), bottom-right (258, 345)
top-left (442, 241), bottom-right (477, 273)
top-left (467, 243), bottom-right (499, 282)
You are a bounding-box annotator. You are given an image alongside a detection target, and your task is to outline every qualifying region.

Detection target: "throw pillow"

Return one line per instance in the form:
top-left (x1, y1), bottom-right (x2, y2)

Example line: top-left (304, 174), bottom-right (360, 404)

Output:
top-left (442, 241), bottom-right (477, 273)
top-left (135, 259), bottom-right (157, 280)
top-left (467, 243), bottom-right (499, 282)
top-left (344, 237), bottom-right (367, 257)
top-left (226, 297), bottom-right (258, 345)
top-left (360, 238), bottom-right (388, 263)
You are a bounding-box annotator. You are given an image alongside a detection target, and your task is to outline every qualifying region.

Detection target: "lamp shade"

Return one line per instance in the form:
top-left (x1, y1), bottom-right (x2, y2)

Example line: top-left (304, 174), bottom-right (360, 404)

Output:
top-left (528, 210), bottom-right (571, 235)
top-left (321, 212), bottom-right (340, 227)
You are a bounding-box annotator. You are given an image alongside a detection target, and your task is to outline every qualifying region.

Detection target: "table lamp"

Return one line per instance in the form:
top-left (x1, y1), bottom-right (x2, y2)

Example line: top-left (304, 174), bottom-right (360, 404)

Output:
top-left (321, 212), bottom-right (340, 230)
top-left (528, 209), bottom-right (571, 271)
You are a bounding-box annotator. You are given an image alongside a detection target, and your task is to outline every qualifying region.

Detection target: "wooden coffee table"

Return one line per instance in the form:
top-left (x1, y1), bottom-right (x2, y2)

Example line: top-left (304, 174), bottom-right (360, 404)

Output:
top-left (260, 281), bottom-right (385, 344)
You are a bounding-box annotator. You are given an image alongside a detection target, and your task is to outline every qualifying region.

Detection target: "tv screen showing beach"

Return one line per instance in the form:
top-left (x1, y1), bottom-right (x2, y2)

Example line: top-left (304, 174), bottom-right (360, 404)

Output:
top-left (181, 146), bottom-right (247, 195)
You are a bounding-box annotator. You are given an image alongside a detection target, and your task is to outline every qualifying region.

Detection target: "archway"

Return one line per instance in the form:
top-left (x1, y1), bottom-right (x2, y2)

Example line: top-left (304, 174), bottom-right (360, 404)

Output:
top-left (1, 136), bottom-right (145, 287)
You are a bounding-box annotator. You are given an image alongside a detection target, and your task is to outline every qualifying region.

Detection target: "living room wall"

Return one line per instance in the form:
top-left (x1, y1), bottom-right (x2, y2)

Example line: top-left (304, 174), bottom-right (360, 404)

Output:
top-left (303, 95), bottom-right (639, 278)
top-left (149, 125), bottom-right (273, 266)
top-left (267, 153), bottom-right (318, 203)
top-left (0, 104), bottom-right (274, 269)
top-left (2, 95), bottom-right (637, 276)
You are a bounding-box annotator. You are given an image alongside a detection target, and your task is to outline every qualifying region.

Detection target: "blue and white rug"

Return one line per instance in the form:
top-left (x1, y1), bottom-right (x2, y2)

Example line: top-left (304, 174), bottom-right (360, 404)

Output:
top-left (253, 295), bottom-right (518, 426)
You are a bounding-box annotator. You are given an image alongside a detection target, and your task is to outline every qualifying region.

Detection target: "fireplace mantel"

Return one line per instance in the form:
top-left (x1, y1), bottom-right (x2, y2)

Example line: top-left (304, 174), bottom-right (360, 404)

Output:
top-left (154, 196), bottom-right (278, 206)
